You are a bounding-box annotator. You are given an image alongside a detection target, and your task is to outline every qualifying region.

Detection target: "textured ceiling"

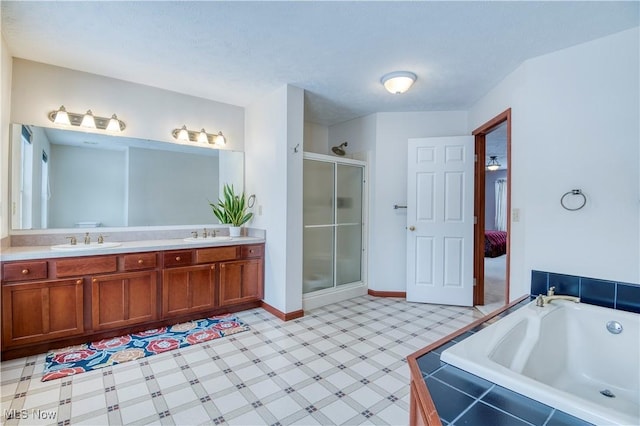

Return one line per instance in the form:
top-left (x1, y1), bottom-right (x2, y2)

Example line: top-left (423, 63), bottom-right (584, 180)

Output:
top-left (2, 1), bottom-right (638, 126)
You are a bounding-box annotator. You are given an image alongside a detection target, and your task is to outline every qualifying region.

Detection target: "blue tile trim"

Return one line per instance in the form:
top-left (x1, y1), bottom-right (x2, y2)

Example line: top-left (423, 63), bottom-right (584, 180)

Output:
top-left (530, 270), bottom-right (640, 314)
top-left (416, 298), bottom-right (591, 426)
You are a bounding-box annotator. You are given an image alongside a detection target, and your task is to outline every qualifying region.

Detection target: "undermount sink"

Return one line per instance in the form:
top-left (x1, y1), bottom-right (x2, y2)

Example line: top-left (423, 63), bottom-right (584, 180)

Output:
top-left (183, 236), bottom-right (232, 243)
top-left (51, 242), bottom-right (122, 251)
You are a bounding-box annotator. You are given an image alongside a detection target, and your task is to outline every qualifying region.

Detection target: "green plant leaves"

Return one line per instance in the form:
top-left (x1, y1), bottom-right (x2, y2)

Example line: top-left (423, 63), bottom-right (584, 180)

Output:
top-left (209, 184), bottom-right (254, 226)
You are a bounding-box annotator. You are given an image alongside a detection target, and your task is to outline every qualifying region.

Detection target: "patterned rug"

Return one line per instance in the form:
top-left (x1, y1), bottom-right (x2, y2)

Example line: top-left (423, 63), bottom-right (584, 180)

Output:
top-left (42, 313), bottom-right (249, 381)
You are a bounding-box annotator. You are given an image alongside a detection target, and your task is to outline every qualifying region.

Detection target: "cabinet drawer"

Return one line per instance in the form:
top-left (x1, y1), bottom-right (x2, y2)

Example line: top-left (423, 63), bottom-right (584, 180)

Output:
top-left (123, 252), bottom-right (157, 271)
top-left (163, 250), bottom-right (193, 267)
top-left (56, 256), bottom-right (117, 278)
top-left (195, 246), bottom-right (238, 264)
top-left (2, 261), bottom-right (48, 282)
top-left (241, 245), bottom-right (264, 259)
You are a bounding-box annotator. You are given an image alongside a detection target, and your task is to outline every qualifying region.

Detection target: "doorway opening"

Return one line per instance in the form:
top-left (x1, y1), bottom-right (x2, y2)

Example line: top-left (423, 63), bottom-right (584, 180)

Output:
top-left (472, 109), bottom-right (511, 314)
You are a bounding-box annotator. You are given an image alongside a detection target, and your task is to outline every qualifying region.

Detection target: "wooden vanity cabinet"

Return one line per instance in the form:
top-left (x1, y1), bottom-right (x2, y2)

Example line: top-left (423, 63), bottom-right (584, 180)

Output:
top-left (162, 263), bottom-right (217, 318)
top-left (1, 242), bottom-right (264, 360)
top-left (91, 271), bottom-right (158, 330)
top-left (219, 245), bottom-right (264, 307)
top-left (92, 252), bottom-right (159, 330)
top-left (2, 277), bottom-right (84, 347)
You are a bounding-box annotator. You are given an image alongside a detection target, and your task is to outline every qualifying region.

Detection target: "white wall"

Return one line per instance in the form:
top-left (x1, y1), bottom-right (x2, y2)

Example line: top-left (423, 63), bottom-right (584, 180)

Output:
top-left (303, 122), bottom-right (329, 154)
top-left (469, 27), bottom-right (640, 295)
top-left (1, 36), bottom-right (12, 238)
top-left (245, 85), bottom-right (304, 314)
top-left (10, 59), bottom-right (244, 152)
top-left (329, 111), bottom-right (469, 292)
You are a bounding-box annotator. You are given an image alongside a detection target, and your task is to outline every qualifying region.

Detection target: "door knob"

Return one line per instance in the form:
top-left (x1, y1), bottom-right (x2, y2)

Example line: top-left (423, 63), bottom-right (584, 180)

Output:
top-left (409, 226), bottom-right (416, 231)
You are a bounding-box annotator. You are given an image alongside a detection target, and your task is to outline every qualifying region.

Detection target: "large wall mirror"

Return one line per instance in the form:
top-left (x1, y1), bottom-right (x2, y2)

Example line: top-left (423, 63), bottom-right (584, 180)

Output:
top-left (10, 124), bottom-right (244, 231)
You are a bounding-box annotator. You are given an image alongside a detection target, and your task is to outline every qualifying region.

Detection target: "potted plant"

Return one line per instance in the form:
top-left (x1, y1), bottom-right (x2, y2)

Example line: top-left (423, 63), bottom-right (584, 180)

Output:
top-left (209, 184), bottom-right (253, 237)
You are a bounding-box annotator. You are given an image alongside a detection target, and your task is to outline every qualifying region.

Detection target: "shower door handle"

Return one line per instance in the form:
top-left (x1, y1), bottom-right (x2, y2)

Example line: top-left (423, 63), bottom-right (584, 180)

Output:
top-left (408, 226), bottom-right (415, 231)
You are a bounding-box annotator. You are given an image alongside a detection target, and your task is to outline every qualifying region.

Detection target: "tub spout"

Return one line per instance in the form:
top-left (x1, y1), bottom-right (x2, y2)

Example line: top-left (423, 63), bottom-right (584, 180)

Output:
top-left (536, 293), bottom-right (580, 307)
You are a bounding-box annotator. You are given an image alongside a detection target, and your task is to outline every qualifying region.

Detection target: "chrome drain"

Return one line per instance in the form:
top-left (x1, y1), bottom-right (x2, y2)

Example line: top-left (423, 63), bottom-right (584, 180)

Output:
top-left (600, 389), bottom-right (615, 398)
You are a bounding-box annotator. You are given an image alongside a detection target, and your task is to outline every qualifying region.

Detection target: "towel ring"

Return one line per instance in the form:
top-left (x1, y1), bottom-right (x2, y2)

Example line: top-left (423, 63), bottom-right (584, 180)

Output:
top-left (561, 189), bottom-right (586, 211)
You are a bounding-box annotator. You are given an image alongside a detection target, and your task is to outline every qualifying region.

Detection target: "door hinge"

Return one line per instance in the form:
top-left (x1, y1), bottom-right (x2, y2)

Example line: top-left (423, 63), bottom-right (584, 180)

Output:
top-left (473, 278), bottom-right (477, 287)
top-left (474, 216), bottom-right (477, 225)
top-left (474, 154), bottom-right (478, 162)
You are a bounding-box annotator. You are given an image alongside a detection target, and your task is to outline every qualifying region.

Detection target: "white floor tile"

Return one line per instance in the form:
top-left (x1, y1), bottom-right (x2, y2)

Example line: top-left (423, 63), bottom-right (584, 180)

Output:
top-left (322, 399), bottom-right (359, 425)
top-left (119, 399), bottom-right (157, 424)
top-left (0, 296), bottom-right (479, 426)
top-left (264, 394), bottom-right (300, 420)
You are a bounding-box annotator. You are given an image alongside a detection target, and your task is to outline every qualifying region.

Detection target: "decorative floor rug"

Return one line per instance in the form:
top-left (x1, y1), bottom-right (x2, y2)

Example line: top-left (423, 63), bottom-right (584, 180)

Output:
top-left (42, 313), bottom-right (249, 381)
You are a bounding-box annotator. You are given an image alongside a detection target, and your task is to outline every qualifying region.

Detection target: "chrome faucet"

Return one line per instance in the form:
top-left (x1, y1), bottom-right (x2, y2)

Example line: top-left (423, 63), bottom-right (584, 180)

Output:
top-left (84, 232), bottom-right (91, 245)
top-left (535, 286), bottom-right (580, 307)
top-left (97, 234), bottom-right (107, 244)
top-left (65, 236), bottom-right (77, 245)
top-left (191, 231), bottom-right (198, 239)
top-left (203, 228), bottom-right (208, 238)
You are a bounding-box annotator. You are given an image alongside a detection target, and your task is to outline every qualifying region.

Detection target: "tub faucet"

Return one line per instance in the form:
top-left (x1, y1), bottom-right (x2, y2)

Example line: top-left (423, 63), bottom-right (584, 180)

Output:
top-left (535, 286), bottom-right (580, 307)
top-left (84, 232), bottom-right (91, 245)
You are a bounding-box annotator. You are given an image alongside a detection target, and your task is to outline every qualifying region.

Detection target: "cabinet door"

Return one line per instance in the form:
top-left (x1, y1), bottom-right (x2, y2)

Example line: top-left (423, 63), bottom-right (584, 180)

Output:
top-left (2, 278), bottom-right (84, 347)
top-left (162, 265), bottom-right (216, 318)
top-left (219, 259), bottom-right (264, 307)
top-left (91, 271), bottom-right (158, 330)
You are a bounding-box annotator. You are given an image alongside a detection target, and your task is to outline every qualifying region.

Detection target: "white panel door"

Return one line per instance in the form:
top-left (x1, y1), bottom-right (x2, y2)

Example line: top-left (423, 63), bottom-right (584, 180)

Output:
top-left (406, 136), bottom-right (474, 306)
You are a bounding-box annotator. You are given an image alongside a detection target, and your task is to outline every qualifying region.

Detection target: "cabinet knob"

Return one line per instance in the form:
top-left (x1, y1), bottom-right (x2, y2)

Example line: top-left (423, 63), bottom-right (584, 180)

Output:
top-left (138, 259), bottom-right (144, 264)
top-left (249, 250), bottom-right (254, 254)
top-left (76, 279), bottom-right (82, 285)
top-left (175, 256), bottom-right (181, 261)
top-left (92, 278), bottom-right (97, 283)
top-left (211, 265), bottom-right (215, 270)
top-left (21, 269), bottom-right (29, 275)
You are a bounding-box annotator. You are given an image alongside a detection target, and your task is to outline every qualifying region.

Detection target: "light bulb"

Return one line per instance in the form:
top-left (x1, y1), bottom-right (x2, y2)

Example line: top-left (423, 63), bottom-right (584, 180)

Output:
top-left (214, 131), bottom-right (226, 146)
top-left (53, 106), bottom-right (71, 125)
top-left (177, 125), bottom-right (189, 142)
top-left (106, 114), bottom-right (121, 132)
top-left (81, 110), bottom-right (96, 128)
top-left (197, 129), bottom-right (208, 143)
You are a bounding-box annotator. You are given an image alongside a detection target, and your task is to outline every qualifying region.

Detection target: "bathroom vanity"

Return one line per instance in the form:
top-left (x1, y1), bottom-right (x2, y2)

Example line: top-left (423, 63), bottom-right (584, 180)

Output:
top-left (0, 238), bottom-right (264, 360)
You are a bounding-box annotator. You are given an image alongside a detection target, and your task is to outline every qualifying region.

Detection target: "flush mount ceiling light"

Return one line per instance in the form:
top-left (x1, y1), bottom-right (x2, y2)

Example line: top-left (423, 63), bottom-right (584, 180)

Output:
top-left (380, 71), bottom-right (417, 94)
top-left (486, 155), bottom-right (501, 171)
top-left (48, 105), bottom-right (126, 132)
top-left (172, 126), bottom-right (226, 146)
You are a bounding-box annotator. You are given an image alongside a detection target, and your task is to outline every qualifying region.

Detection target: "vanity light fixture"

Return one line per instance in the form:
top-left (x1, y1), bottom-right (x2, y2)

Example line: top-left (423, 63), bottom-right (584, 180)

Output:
top-left (172, 126), bottom-right (227, 146)
top-left (48, 105), bottom-right (126, 132)
top-left (486, 155), bottom-right (501, 171)
top-left (381, 71), bottom-right (417, 94)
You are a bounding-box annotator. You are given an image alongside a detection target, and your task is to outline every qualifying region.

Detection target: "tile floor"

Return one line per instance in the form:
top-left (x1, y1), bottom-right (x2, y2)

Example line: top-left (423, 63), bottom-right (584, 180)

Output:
top-left (1, 295), bottom-right (482, 425)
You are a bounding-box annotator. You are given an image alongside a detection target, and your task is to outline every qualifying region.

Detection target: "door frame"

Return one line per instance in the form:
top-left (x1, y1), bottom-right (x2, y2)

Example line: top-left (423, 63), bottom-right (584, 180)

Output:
top-left (472, 108), bottom-right (512, 305)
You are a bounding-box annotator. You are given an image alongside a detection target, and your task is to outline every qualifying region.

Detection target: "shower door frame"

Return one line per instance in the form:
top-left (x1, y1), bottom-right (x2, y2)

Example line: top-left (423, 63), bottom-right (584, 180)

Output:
top-left (302, 152), bottom-right (368, 298)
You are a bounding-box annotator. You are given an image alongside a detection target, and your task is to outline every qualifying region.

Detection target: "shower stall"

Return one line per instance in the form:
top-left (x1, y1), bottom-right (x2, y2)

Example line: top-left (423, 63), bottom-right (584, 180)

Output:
top-left (303, 153), bottom-right (366, 301)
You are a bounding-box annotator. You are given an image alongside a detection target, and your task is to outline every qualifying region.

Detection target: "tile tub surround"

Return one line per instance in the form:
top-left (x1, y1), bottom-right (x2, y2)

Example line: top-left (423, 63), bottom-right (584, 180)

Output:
top-left (531, 270), bottom-right (640, 314)
top-left (410, 298), bottom-right (591, 426)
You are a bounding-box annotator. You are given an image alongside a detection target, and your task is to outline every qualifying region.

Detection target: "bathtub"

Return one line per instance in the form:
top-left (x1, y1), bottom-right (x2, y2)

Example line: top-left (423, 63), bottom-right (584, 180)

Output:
top-left (441, 300), bottom-right (639, 425)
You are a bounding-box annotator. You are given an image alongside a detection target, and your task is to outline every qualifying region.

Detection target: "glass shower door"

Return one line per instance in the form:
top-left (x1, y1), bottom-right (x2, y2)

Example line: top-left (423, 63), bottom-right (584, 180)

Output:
top-left (336, 164), bottom-right (362, 286)
top-left (303, 157), bottom-right (363, 294)
top-left (303, 160), bottom-right (335, 293)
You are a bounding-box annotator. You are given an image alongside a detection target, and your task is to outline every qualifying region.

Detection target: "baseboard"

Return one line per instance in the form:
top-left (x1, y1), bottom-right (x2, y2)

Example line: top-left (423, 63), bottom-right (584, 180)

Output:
top-left (368, 289), bottom-right (407, 298)
top-left (260, 301), bottom-right (304, 321)
top-left (303, 283), bottom-right (367, 311)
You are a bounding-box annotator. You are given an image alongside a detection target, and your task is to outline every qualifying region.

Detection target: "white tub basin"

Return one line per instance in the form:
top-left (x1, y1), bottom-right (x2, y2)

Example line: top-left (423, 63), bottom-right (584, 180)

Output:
top-left (183, 236), bottom-right (232, 243)
top-left (51, 242), bottom-right (122, 251)
top-left (442, 300), bottom-right (640, 425)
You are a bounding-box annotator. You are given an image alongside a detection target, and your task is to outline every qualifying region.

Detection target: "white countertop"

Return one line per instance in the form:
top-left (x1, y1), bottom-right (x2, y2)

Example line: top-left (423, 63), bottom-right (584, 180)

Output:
top-left (0, 237), bottom-right (265, 262)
